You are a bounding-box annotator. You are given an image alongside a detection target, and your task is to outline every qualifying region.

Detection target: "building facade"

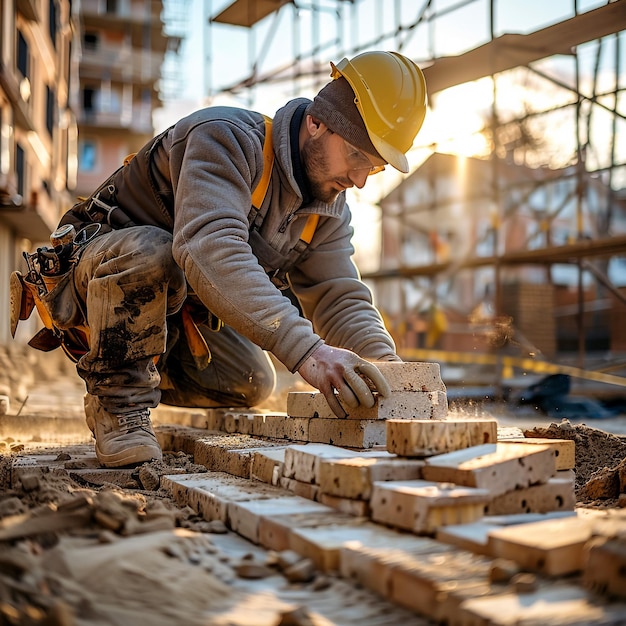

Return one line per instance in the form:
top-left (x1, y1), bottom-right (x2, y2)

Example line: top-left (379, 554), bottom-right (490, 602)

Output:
top-left (0, 0), bottom-right (173, 349)
top-left (0, 0), bottom-right (77, 346)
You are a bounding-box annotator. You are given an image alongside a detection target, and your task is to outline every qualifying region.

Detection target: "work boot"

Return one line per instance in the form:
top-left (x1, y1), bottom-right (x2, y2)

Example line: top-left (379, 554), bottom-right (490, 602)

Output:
top-left (84, 394), bottom-right (162, 468)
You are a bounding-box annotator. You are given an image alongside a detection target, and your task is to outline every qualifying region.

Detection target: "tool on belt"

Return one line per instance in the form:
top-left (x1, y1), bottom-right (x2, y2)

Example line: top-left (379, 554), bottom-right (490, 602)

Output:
top-left (10, 223), bottom-right (101, 359)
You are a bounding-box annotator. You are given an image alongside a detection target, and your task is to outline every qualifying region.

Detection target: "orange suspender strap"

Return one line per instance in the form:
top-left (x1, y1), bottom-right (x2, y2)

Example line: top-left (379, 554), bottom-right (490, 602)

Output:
top-left (252, 116), bottom-right (319, 245)
top-left (300, 213), bottom-right (319, 244)
top-left (251, 116), bottom-right (275, 210)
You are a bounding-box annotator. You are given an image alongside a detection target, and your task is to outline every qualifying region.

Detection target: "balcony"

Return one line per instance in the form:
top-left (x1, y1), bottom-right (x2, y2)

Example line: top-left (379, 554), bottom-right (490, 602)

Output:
top-left (80, 45), bottom-right (164, 85)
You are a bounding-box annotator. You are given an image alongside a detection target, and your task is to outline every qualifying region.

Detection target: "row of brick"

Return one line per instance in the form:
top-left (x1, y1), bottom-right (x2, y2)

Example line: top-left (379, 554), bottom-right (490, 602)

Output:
top-left (162, 463), bottom-right (626, 625)
top-left (152, 360), bottom-right (626, 620)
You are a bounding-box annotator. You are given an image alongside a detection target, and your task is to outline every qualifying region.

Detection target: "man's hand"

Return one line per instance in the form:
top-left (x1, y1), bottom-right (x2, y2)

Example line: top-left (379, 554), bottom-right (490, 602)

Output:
top-left (297, 344), bottom-right (391, 418)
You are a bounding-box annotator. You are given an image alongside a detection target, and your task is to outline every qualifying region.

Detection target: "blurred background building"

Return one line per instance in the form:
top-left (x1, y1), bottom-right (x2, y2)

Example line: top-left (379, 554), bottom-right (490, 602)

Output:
top-left (1, 0), bottom-right (625, 399)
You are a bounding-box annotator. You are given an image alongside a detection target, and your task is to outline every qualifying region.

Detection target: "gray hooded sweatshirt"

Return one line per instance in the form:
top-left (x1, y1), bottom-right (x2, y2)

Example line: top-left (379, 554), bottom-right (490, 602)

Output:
top-left (61, 98), bottom-right (397, 372)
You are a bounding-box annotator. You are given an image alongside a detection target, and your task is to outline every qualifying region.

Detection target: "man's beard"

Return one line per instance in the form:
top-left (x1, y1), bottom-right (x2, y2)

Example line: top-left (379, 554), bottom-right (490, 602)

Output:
top-left (301, 135), bottom-right (341, 204)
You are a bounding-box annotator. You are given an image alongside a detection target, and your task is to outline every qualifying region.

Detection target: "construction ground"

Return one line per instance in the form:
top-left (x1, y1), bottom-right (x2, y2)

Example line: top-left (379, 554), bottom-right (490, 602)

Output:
top-left (1, 349), bottom-right (626, 626)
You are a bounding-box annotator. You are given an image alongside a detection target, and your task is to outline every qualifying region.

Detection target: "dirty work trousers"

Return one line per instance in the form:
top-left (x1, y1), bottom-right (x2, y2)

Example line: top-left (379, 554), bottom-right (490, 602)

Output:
top-left (67, 226), bottom-right (276, 414)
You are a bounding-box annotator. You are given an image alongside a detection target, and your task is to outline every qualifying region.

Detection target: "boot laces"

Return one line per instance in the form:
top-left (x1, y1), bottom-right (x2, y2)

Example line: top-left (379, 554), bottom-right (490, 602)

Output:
top-left (116, 409), bottom-right (151, 434)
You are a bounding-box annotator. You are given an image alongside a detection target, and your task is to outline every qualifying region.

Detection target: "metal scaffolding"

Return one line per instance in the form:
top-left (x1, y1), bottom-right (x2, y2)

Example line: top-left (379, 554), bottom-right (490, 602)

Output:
top-left (201, 0), bottom-right (626, 385)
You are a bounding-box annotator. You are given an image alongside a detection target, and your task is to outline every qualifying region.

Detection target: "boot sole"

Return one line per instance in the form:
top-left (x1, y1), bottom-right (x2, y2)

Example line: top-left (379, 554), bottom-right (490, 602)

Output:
top-left (95, 443), bottom-right (162, 468)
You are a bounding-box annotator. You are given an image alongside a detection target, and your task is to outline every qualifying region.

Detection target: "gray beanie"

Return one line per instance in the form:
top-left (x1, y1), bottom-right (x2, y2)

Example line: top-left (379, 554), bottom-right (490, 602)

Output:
top-left (307, 77), bottom-right (380, 158)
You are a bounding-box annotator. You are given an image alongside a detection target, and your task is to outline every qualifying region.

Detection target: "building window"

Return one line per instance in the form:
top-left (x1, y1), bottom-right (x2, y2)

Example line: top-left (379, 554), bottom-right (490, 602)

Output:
top-left (79, 141), bottom-right (97, 172)
top-left (16, 144), bottom-right (25, 198)
top-left (83, 32), bottom-right (99, 50)
top-left (83, 87), bottom-right (96, 113)
top-left (48, 0), bottom-right (57, 49)
top-left (17, 31), bottom-right (29, 79)
top-left (46, 86), bottom-right (55, 137)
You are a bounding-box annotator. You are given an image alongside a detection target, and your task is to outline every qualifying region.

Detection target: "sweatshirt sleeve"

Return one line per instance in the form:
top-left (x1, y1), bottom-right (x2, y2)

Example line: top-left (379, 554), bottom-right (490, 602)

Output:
top-left (169, 116), bottom-right (323, 372)
top-left (288, 204), bottom-right (398, 361)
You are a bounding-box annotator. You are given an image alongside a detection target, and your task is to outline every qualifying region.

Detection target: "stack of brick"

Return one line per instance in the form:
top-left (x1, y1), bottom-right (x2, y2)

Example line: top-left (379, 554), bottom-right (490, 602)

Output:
top-left (286, 361), bottom-right (448, 448)
top-left (169, 362), bottom-right (575, 533)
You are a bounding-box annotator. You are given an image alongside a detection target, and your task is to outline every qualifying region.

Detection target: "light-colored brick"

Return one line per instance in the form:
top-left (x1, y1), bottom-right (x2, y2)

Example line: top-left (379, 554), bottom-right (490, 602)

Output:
top-left (227, 496), bottom-right (330, 544)
top-left (193, 434), bottom-right (283, 477)
top-left (308, 418), bottom-right (387, 447)
top-left (387, 548), bottom-right (493, 621)
top-left (258, 510), bottom-right (356, 551)
top-left (162, 472), bottom-right (283, 522)
top-left (252, 413), bottom-right (309, 441)
top-left (435, 511), bottom-right (576, 556)
top-left (279, 476), bottom-right (320, 501)
top-left (486, 515), bottom-right (595, 576)
top-left (339, 538), bottom-right (453, 598)
top-left (387, 418), bottom-right (497, 457)
top-left (484, 476), bottom-right (576, 516)
top-left (287, 390), bottom-right (447, 420)
top-left (422, 443), bottom-right (556, 497)
top-left (501, 437), bottom-right (575, 470)
top-left (283, 443), bottom-right (374, 484)
top-left (374, 361), bottom-right (446, 392)
top-left (458, 585), bottom-right (626, 626)
top-left (290, 522), bottom-right (419, 572)
top-left (370, 480), bottom-right (490, 533)
top-left (318, 456), bottom-right (424, 500)
top-left (250, 447), bottom-right (287, 485)
top-left (318, 493), bottom-right (371, 517)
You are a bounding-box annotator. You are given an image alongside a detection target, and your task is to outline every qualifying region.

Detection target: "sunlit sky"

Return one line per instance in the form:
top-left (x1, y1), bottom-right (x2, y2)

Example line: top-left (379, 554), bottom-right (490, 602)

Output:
top-left (155, 0), bottom-right (618, 270)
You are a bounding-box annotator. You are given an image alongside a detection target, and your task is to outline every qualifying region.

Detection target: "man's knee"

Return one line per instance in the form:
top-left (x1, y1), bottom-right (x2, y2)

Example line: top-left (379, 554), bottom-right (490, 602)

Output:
top-left (243, 352), bottom-right (276, 406)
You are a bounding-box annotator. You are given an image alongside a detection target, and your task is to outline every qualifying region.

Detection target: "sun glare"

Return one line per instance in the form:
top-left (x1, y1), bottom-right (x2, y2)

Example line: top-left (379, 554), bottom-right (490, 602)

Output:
top-left (420, 81), bottom-right (493, 158)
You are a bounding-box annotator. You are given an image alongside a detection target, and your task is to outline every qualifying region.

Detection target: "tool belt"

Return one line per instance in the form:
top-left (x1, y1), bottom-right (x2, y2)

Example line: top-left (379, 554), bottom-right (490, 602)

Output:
top-left (10, 224), bottom-right (100, 362)
top-left (11, 223), bottom-right (218, 369)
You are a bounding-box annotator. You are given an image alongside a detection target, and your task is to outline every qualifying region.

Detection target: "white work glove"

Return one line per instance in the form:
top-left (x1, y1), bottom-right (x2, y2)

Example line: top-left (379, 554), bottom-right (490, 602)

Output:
top-left (297, 344), bottom-right (391, 418)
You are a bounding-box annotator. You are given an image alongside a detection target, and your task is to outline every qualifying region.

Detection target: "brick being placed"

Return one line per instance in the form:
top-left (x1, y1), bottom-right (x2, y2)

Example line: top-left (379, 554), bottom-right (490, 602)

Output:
top-left (500, 436), bottom-right (575, 470)
top-left (484, 474), bottom-right (576, 516)
top-left (318, 455), bottom-right (424, 501)
top-left (373, 361), bottom-right (447, 392)
top-left (287, 389), bottom-right (448, 420)
top-left (386, 418), bottom-right (498, 458)
top-left (370, 480), bottom-right (491, 534)
top-left (421, 442), bottom-right (557, 497)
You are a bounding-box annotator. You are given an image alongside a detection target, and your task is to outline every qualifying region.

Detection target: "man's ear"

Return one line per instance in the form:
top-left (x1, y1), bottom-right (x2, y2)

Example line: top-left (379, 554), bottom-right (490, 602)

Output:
top-left (305, 115), bottom-right (324, 137)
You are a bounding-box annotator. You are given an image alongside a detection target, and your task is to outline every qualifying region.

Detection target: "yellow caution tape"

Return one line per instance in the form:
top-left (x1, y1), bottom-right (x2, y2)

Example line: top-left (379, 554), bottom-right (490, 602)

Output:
top-left (401, 348), bottom-right (626, 389)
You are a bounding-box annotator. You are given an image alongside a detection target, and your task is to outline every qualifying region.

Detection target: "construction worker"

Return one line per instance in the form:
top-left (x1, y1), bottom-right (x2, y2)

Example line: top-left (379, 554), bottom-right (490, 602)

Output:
top-left (15, 51), bottom-right (427, 468)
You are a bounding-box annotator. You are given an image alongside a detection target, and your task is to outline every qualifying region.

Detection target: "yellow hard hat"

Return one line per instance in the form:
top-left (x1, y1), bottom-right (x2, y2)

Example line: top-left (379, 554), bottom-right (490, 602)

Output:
top-left (330, 51), bottom-right (427, 173)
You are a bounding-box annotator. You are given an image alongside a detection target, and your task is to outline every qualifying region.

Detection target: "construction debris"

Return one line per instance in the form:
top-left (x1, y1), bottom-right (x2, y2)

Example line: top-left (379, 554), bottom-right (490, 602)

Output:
top-left (2, 360), bottom-right (626, 624)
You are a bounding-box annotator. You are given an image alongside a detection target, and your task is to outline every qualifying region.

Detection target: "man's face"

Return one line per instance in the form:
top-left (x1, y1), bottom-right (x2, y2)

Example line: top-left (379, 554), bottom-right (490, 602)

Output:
top-left (301, 124), bottom-right (386, 204)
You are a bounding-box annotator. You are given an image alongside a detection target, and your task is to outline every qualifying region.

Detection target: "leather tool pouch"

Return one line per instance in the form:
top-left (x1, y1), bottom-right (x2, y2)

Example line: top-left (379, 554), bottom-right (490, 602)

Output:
top-left (9, 271), bottom-right (35, 338)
